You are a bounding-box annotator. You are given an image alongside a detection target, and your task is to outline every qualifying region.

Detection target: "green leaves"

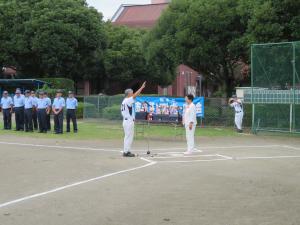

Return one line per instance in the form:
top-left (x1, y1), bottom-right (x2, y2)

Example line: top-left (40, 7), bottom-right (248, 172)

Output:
top-left (144, 0), bottom-right (300, 96)
top-left (102, 24), bottom-right (149, 90)
top-left (0, 0), bottom-right (105, 81)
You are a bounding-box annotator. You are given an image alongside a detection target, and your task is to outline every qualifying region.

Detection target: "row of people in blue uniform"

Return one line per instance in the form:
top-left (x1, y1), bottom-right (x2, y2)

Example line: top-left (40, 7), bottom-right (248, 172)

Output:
top-left (0, 89), bottom-right (78, 134)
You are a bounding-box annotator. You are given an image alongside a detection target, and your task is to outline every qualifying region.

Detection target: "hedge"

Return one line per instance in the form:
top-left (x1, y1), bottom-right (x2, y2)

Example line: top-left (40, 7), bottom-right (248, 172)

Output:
top-left (102, 104), bottom-right (122, 120)
top-left (76, 102), bottom-right (97, 119)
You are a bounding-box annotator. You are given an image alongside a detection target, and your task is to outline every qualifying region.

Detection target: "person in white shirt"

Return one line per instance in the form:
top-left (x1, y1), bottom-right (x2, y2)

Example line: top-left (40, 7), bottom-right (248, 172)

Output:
top-left (229, 96), bottom-right (244, 133)
top-left (121, 81), bottom-right (146, 157)
top-left (0, 91), bottom-right (13, 130)
top-left (183, 94), bottom-right (197, 154)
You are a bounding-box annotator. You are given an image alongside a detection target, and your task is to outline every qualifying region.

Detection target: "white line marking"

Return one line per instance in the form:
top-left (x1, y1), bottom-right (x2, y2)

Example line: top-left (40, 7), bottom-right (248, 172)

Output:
top-left (0, 162), bottom-right (156, 209)
top-left (153, 154), bottom-right (216, 159)
top-left (158, 158), bottom-right (230, 163)
top-left (199, 145), bottom-right (281, 149)
top-left (215, 154), bottom-right (233, 160)
top-left (0, 141), bottom-right (121, 153)
top-left (157, 155), bottom-right (300, 163)
top-left (282, 145), bottom-right (300, 151)
top-left (140, 157), bottom-right (156, 163)
top-left (236, 155), bottom-right (300, 160)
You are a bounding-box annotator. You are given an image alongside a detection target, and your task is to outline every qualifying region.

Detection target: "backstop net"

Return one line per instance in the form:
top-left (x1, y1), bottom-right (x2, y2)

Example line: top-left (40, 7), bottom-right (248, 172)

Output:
top-left (245, 41), bottom-right (300, 133)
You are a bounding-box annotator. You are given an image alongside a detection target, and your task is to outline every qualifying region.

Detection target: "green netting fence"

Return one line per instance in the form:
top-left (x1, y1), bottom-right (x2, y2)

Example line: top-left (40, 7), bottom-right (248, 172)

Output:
top-left (247, 41), bottom-right (300, 133)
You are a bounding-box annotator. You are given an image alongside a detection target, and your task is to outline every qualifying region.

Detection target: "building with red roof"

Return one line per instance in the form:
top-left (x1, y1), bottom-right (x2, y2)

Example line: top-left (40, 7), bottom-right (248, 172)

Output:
top-left (112, 0), bottom-right (202, 97)
top-left (112, 2), bottom-right (169, 28)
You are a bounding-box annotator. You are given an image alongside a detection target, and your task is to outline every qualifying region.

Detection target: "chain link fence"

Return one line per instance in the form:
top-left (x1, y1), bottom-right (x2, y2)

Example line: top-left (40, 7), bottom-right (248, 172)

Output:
top-left (250, 41), bottom-right (300, 133)
top-left (83, 95), bottom-right (252, 128)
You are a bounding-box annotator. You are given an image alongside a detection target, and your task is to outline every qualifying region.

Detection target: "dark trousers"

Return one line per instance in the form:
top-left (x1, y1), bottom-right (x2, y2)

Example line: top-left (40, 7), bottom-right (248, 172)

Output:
top-left (2, 109), bottom-right (12, 129)
top-left (54, 111), bottom-right (63, 133)
top-left (46, 113), bottom-right (51, 131)
top-left (24, 108), bottom-right (33, 131)
top-left (14, 107), bottom-right (24, 131)
top-left (32, 110), bottom-right (38, 130)
top-left (66, 109), bottom-right (77, 132)
top-left (37, 109), bottom-right (47, 132)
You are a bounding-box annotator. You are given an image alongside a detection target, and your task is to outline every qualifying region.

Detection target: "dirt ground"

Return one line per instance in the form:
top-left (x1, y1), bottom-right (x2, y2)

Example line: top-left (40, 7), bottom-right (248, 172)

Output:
top-left (0, 135), bottom-right (300, 225)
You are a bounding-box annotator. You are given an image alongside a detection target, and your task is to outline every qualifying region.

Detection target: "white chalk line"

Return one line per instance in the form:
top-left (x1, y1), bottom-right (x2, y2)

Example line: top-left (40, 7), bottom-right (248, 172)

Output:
top-left (0, 161), bottom-right (156, 209)
top-left (159, 155), bottom-right (300, 163)
top-left (152, 154), bottom-right (217, 159)
top-left (236, 155), bottom-right (300, 160)
top-left (215, 154), bottom-right (233, 159)
top-left (140, 157), bottom-right (156, 163)
top-left (282, 145), bottom-right (300, 151)
top-left (197, 145), bottom-right (281, 150)
top-left (159, 158), bottom-right (229, 163)
top-left (0, 141), bottom-right (121, 153)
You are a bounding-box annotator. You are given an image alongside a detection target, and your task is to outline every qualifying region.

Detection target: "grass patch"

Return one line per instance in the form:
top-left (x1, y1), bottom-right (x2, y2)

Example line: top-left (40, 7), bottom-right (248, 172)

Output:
top-left (0, 120), bottom-right (239, 140)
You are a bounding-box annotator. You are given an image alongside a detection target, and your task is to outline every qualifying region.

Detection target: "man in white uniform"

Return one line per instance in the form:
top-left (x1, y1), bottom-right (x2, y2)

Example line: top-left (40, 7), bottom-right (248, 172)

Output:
top-left (229, 97), bottom-right (244, 133)
top-left (183, 94), bottom-right (197, 154)
top-left (121, 82), bottom-right (146, 157)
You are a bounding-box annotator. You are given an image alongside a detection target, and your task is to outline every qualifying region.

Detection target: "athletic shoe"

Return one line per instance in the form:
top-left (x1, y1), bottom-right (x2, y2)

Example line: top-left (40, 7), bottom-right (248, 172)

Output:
top-left (123, 152), bottom-right (135, 157)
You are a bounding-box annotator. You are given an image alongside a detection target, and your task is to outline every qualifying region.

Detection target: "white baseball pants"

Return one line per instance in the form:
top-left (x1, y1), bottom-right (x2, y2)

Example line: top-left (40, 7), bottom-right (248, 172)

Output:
top-left (235, 112), bottom-right (244, 130)
top-left (123, 120), bottom-right (135, 153)
top-left (185, 124), bottom-right (196, 152)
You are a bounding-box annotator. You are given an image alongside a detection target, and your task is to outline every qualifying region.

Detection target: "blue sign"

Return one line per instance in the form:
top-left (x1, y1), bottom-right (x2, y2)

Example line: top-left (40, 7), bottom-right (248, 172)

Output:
top-left (135, 96), bottom-right (204, 118)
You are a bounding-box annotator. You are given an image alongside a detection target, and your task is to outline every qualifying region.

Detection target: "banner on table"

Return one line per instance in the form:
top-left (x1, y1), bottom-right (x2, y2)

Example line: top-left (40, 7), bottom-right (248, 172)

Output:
top-left (135, 96), bottom-right (204, 118)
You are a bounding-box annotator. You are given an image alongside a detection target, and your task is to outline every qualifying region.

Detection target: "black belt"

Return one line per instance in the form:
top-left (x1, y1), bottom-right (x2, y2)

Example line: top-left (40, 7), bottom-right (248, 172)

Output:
top-left (124, 118), bottom-right (134, 121)
top-left (25, 108), bottom-right (33, 110)
top-left (67, 109), bottom-right (76, 110)
top-left (236, 111), bottom-right (242, 113)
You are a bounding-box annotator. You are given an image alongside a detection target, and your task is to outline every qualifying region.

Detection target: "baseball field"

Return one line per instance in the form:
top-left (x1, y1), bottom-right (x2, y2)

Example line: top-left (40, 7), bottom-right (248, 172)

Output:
top-left (0, 121), bottom-right (300, 225)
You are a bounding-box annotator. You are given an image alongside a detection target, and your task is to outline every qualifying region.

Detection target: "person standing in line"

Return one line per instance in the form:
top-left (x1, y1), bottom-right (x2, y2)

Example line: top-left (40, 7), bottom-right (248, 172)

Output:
top-left (66, 91), bottom-right (78, 133)
top-left (183, 94), bottom-right (197, 154)
top-left (121, 82), bottom-right (146, 157)
top-left (31, 91), bottom-right (38, 130)
top-left (24, 90), bottom-right (34, 132)
top-left (0, 91), bottom-right (13, 130)
top-left (36, 91), bottom-right (49, 133)
top-left (44, 91), bottom-right (52, 131)
top-left (52, 90), bottom-right (65, 134)
top-left (13, 89), bottom-right (25, 131)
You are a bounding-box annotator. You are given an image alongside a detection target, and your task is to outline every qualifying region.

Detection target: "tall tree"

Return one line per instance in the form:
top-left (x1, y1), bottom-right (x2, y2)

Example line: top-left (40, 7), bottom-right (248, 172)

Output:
top-left (0, 0), bottom-right (106, 82)
top-left (103, 23), bottom-right (149, 92)
top-left (144, 0), bottom-right (250, 96)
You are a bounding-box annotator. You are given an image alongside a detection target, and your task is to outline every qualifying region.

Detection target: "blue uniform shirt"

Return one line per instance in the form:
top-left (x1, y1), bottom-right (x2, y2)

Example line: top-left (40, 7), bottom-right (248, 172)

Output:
top-left (13, 95), bottom-right (25, 107)
top-left (37, 98), bottom-right (49, 109)
top-left (24, 96), bottom-right (34, 109)
top-left (32, 96), bottom-right (38, 107)
top-left (66, 97), bottom-right (78, 109)
top-left (52, 97), bottom-right (65, 109)
top-left (0, 96), bottom-right (13, 109)
top-left (45, 97), bottom-right (52, 107)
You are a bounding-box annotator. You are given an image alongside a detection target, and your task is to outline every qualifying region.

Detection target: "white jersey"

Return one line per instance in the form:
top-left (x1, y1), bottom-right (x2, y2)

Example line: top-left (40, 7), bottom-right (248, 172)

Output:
top-left (230, 101), bottom-right (243, 113)
top-left (121, 97), bottom-right (135, 120)
top-left (183, 103), bottom-right (197, 125)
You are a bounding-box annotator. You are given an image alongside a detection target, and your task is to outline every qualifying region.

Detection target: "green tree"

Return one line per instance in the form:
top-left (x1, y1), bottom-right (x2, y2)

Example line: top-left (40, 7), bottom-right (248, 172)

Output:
top-left (144, 0), bottom-right (250, 96)
top-left (0, 0), bottom-right (106, 82)
top-left (103, 23), bottom-right (149, 92)
top-left (245, 0), bottom-right (300, 43)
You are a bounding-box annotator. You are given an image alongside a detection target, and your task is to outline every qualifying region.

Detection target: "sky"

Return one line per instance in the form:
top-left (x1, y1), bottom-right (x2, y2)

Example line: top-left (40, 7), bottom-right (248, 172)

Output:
top-left (86, 0), bottom-right (150, 20)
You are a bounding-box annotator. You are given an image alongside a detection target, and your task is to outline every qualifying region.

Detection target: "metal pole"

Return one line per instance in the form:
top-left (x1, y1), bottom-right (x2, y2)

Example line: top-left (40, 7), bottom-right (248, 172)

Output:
top-left (251, 45), bottom-right (255, 132)
top-left (292, 42), bottom-right (296, 132)
top-left (290, 103), bottom-right (293, 133)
